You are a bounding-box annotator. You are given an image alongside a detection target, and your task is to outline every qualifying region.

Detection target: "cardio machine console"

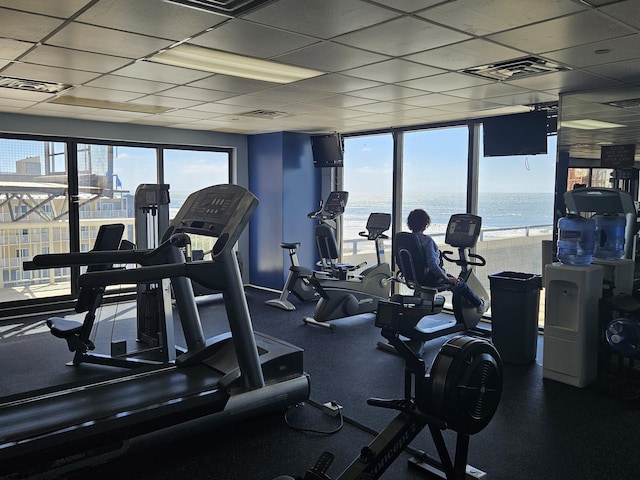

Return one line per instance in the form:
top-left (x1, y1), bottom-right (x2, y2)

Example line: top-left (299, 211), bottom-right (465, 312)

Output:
top-left (445, 213), bottom-right (482, 249)
top-left (162, 184), bottom-right (258, 258)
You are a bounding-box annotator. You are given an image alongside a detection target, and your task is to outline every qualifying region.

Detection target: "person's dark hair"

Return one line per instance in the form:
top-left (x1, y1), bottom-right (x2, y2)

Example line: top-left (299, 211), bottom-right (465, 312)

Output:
top-left (407, 209), bottom-right (431, 232)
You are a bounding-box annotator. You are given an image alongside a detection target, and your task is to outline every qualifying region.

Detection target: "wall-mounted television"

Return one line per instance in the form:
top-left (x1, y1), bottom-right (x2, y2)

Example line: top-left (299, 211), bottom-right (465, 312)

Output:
top-left (483, 110), bottom-right (548, 157)
top-left (311, 133), bottom-right (344, 168)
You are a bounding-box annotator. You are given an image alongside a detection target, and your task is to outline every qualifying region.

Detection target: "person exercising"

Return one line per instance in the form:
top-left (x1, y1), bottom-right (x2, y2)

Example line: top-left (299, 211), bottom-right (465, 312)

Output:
top-left (407, 209), bottom-right (489, 315)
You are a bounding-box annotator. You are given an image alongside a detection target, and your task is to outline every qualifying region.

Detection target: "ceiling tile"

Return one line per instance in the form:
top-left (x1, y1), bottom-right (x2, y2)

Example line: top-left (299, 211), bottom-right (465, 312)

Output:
top-left (505, 68), bottom-right (622, 93)
top-left (543, 34), bottom-right (640, 68)
top-left (85, 75), bottom-right (176, 95)
top-left (0, 0), bottom-right (92, 18)
top-left (47, 22), bottom-right (174, 59)
top-left (341, 59), bottom-right (444, 83)
top-left (20, 45), bottom-right (132, 73)
top-left (367, 0), bottom-right (443, 13)
top-left (398, 72), bottom-right (492, 93)
top-left (444, 83), bottom-right (532, 100)
top-left (585, 58), bottom-right (640, 83)
top-left (0, 87), bottom-right (54, 102)
top-left (295, 94), bottom-right (375, 109)
top-left (250, 85), bottom-right (332, 102)
top-left (2, 62), bottom-right (99, 85)
top-left (243, 0), bottom-right (400, 39)
top-left (348, 84), bottom-right (430, 101)
top-left (191, 19), bottom-right (319, 58)
top-left (404, 39), bottom-right (526, 71)
top-left (0, 8), bottom-right (65, 43)
top-left (600, 0), bottom-right (640, 29)
top-left (189, 75), bottom-right (277, 94)
top-left (128, 94), bottom-right (203, 109)
top-left (274, 42), bottom-right (389, 73)
top-left (111, 61), bottom-right (211, 84)
top-left (292, 74), bottom-right (382, 94)
top-left (336, 17), bottom-right (471, 56)
top-left (419, 0), bottom-right (586, 36)
top-left (75, 0), bottom-right (225, 40)
top-left (488, 10), bottom-right (636, 54)
top-left (157, 86), bottom-right (235, 102)
top-left (0, 38), bottom-right (34, 62)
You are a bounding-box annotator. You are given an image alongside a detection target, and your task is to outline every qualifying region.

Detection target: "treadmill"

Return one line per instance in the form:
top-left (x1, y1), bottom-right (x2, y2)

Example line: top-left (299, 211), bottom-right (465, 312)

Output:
top-left (2, 184), bottom-right (309, 474)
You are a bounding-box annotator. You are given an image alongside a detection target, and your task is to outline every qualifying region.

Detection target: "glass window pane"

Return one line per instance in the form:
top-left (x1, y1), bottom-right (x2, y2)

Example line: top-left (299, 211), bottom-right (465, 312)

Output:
top-left (401, 127), bottom-right (468, 302)
top-left (78, 144), bottom-right (157, 252)
top-left (478, 132), bottom-right (557, 324)
top-left (163, 149), bottom-right (230, 256)
top-left (0, 139), bottom-right (70, 300)
top-left (341, 134), bottom-right (393, 268)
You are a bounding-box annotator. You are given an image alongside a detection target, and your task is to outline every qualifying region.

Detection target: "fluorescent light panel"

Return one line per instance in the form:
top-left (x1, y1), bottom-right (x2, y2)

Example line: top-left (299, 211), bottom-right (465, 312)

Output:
top-left (147, 44), bottom-right (323, 84)
top-left (561, 119), bottom-right (626, 130)
top-left (49, 96), bottom-right (172, 114)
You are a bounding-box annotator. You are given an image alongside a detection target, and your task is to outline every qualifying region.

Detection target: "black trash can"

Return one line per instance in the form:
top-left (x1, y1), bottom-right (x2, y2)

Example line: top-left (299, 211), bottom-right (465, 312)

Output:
top-left (488, 271), bottom-right (543, 364)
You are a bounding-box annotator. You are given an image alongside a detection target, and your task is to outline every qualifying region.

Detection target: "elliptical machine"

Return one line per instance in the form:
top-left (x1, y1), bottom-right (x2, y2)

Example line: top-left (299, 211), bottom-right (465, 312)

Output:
top-left (303, 210), bottom-right (392, 331)
top-left (378, 213), bottom-right (488, 352)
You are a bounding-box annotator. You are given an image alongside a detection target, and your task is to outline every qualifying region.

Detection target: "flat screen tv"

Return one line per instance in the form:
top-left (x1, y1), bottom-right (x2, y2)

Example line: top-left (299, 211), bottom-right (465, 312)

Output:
top-left (311, 133), bottom-right (344, 168)
top-left (483, 111), bottom-right (548, 157)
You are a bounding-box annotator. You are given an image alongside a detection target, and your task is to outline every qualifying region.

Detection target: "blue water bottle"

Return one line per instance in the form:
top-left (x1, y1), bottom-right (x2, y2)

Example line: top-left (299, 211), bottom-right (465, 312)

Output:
top-left (594, 214), bottom-right (626, 260)
top-left (557, 214), bottom-right (596, 265)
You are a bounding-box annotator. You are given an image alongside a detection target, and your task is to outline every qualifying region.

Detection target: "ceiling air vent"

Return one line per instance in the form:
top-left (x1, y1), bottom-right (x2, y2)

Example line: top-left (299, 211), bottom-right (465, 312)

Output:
top-left (239, 109), bottom-right (290, 119)
top-left (0, 76), bottom-right (72, 94)
top-left (463, 56), bottom-right (569, 81)
top-left (603, 98), bottom-right (640, 109)
top-left (164, 0), bottom-right (275, 17)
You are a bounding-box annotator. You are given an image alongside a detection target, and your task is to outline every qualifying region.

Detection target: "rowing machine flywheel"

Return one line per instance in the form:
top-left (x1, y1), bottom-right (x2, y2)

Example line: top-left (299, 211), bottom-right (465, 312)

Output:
top-left (427, 335), bottom-right (503, 435)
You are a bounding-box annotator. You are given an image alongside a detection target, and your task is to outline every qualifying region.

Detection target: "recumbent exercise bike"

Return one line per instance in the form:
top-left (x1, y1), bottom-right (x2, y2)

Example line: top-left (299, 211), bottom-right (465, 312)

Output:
top-left (378, 213), bottom-right (488, 353)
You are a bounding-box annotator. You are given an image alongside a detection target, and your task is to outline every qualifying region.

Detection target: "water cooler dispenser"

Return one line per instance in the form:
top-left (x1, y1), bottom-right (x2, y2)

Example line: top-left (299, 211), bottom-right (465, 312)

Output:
top-left (543, 263), bottom-right (603, 387)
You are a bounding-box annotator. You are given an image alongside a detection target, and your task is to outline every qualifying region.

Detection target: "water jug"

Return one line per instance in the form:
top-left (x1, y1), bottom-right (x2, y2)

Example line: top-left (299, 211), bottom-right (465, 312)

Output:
top-left (594, 214), bottom-right (626, 260)
top-left (606, 317), bottom-right (640, 356)
top-left (557, 214), bottom-right (596, 265)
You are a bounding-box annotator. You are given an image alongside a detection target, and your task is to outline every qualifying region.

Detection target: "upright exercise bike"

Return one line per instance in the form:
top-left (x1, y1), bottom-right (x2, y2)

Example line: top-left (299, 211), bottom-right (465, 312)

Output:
top-left (265, 192), bottom-right (353, 311)
top-left (378, 213), bottom-right (488, 352)
top-left (303, 210), bottom-right (392, 331)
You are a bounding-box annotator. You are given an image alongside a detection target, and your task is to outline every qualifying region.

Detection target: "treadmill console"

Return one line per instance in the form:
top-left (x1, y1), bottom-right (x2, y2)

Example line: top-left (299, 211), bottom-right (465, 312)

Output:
top-left (445, 214), bottom-right (482, 249)
top-left (162, 184), bottom-right (258, 258)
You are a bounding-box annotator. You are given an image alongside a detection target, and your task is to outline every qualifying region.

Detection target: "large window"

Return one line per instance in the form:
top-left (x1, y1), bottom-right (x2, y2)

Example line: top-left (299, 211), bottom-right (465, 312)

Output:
top-left (0, 139), bottom-right (70, 298)
top-left (163, 149), bottom-right (230, 257)
top-left (341, 134), bottom-right (393, 268)
top-left (477, 133), bottom-right (557, 287)
top-left (401, 127), bottom-right (469, 302)
top-left (0, 137), bottom-right (231, 311)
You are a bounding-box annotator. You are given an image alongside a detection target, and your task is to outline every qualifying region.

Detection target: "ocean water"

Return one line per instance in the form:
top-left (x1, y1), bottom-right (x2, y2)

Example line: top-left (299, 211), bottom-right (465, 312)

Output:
top-left (343, 192), bottom-right (555, 240)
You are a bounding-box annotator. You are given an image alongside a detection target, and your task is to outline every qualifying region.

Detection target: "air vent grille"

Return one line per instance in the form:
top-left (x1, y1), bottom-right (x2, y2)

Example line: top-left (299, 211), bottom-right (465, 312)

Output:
top-left (463, 56), bottom-right (569, 81)
top-left (240, 109), bottom-right (290, 118)
top-left (0, 76), bottom-right (72, 94)
top-left (164, 0), bottom-right (274, 17)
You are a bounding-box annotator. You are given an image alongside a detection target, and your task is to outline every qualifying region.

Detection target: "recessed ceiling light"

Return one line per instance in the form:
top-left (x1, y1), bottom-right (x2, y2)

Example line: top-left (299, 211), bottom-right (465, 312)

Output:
top-left (147, 44), bottom-right (324, 84)
top-left (561, 119), bottom-right (626, 130)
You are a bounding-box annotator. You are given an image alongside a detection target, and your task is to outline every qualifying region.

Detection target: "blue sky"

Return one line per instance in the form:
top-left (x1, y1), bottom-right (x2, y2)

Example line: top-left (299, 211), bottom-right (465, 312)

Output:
top-left (344, 128), bottom-right (557, 196)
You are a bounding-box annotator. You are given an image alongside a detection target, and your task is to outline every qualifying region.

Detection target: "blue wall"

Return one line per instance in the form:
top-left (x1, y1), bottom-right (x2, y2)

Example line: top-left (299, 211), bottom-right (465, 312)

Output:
top-left (248, 132), bottom-right (320, 289)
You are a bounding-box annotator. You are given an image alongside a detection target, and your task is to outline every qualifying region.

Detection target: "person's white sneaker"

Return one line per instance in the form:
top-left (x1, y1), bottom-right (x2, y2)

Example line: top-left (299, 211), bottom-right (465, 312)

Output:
top-left (476, 298), bottom-right (490, 315)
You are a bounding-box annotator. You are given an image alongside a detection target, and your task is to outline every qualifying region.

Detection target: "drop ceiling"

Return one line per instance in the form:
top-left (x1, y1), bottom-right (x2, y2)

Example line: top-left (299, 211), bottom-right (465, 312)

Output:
top-left (0, 0), bottom-right (639, 159)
